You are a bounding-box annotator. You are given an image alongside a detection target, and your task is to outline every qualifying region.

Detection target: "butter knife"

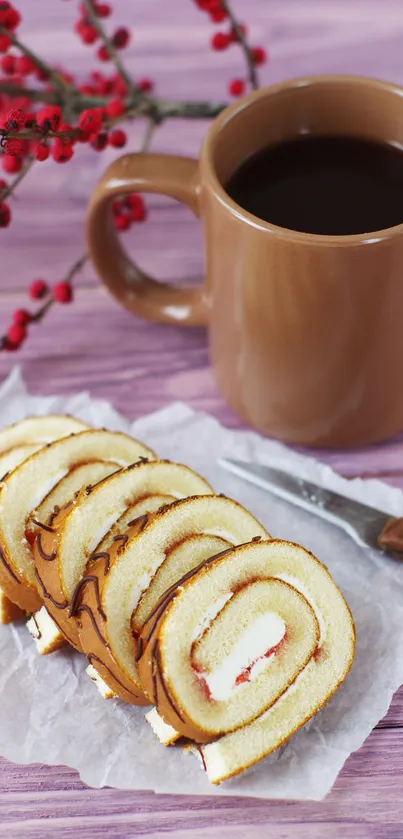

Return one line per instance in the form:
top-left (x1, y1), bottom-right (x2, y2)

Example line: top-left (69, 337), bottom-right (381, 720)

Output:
top-left (219, 458), bottom-right (403, 559)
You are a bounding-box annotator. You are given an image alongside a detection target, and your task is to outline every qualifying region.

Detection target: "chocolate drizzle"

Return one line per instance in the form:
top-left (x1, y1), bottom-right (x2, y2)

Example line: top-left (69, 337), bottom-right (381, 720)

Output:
top-left (47, 607), bottom-right (77, 647)
top-left (126, 513), bottom-right (148, 531)
top-left (135, 635), bottom-right (143, 661)
top-left (74, 604), bottom-right (108, 645)
top-left (196, 745), bottom-right (207, 772)
top-left (150, 638), bottom-right (159, 704)
top-left (113, 534), bottom-right (128, 551)
top-left (34, 567), bottom-right (68, 609)
top-left (89, 551), bottom-right (111, 575)
top-left (48, 506), bottom-right (60, 527)
top-left (32, 519), bottom-right (55, 534)
top-left (30, 612), bottom-right (42, 640)
top-left (35, 532), bottom-right (57, 562)
top-left (87, 653), bottom-right (139, 697)
top-left (69, 575), bottom-right (106, 620)
top-left (0, 545), bottom-right (19, 583)
top-left (155, 642), bottom-right (185, 722)
top-left (140, 544), bottom-right (236, 648)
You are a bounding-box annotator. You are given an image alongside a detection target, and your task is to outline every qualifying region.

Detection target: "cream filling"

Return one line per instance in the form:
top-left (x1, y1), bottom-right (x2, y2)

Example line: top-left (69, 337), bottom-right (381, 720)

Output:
top-left (87, 510), bottom-right (124, 555)
top-left (86, 664), bottom-right (116, 699)
top-left (197, 612), bottom-right (286, 702)
top-left (29, 468), bottom-right (69, 511)
top-left (276, 573), bottom-right (324, 646)
top-left (128, 564), bottom-right (163, 615)
top-left (26, 606), bottom-right (64, 654)
top-left (191, 593), bottom-right (233, 643)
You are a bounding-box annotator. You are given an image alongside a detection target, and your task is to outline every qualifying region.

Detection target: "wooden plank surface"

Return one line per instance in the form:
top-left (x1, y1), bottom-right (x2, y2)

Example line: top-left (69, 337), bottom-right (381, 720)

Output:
top-left (1, 1), bottom-right (403, 836)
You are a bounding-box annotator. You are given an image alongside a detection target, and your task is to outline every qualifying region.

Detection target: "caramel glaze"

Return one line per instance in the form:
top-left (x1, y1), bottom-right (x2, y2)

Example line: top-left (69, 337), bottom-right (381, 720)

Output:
top-left (0, 543), bottom-right (42, 614)
top-left (32, 496), bottom-right (85, 652)
top-left (377, 516), bottom-right (403, 554)
top-left (75, 514), bottom-right (153, 705)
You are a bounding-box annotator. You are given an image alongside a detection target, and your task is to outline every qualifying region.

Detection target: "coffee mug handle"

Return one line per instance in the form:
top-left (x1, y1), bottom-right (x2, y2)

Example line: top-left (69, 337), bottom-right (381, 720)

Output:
top-left (86, 153), bottom-right (208, 326)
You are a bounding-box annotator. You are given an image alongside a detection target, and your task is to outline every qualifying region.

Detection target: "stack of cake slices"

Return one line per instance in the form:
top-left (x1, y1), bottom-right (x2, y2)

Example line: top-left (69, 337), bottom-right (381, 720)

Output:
top-left (0, 415), bottom-right (356, 784)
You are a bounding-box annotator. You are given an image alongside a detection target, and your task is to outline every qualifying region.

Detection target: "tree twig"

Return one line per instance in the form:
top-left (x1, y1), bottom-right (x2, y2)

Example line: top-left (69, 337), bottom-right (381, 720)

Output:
top-left (220, 0), bottom-right (259, 90)
top-left (81, 0), bottom-right (137, 99)
top-left (140, 117), bottom-right (158, 152)
top-left (0, 28), bottom-right (69, 93)
top-left (0, 156), bottom-right (34, 202)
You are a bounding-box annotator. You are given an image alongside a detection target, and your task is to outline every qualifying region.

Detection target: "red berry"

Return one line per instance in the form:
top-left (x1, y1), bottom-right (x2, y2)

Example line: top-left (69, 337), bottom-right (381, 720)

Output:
top-left (105, 98), bottom-right (125, 119)
top-left (138, 77), bottom-right (153, 93)
top-left (230, 23), bottom-right (247, 42)
top-left (35, 66), bottom-right (49, 81)
top-left (0, 3), bottom-right (10, 27)
top-left (17, 55), bottom-right (35, 76)
top-left (210, 8), bottom-right (226, 22)
top-left (57, 122), bottom-right (77, 145)
top-left (24, 111), bottom-right (36, 128)
top-left (0, 201), bottom-right (11, 227)
top-left (111, 73), bottom-right (127, 97)
top-left (53, 281), bottom-right (73, 304)
top-left (13, 309), bottom-right (31, 326)
top-left (51, 139), bottom-right (74, 163)
top-left (4, 138), bottom-right (24, 156)
top-left (6, 107), bottom-right (25, 129)
top-left (90, 131), bottom-right (108, 150)
top-left (114, 213), bottom-right (130, 231)
top-left (7, 323), bottom-right (26, 347)
top-left (211, 32), bottom-right (230, 50)
top-left (36, 105), bottom-right (62, 132)
top-left (251, 46), bottom-right (267, 66)
top-left (113, 27), bottom-right (130, 49)
top-left (77, 130), bottom-right (92, 143)
top-left (195, 0), bottom-right (216, 9)
top-left (78, 107), bottom-right (102, 133)
top-left (109, 128), bottom-right (127, 148)
top-left (1, 53), bottom-right (15, 74)
top-left (4, 6), bottom-right (20, 30)
top-left (0, 34), bottom-right (10, 52)
top-left (228, 78), bottom-right (245, 97)
top-left (0, 179), bottom-right (7, 195)
top-left (97, 44), bottom-right (110, 62)
top-left (2, 155), bottom-right (22, 173)
top-left (125, 193), bottom-right (143, 210)
top-left (94, 3), bottom-right (111, 17)
top-left (34, 143), bottom-right (49, 162)
top-left (112, 199), bottom-right (122, 215)
top-left (131, 202), bottom-right (146, 222)
top-left (29, 279), bottom-right (49, 300)
top-left (79, 24), bottom-right (98, 45)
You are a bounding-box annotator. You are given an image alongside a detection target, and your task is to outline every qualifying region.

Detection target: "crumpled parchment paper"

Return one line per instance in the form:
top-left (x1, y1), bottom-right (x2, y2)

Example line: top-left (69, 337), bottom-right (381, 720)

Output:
top-left (0, 367), bottom-right (402, 800)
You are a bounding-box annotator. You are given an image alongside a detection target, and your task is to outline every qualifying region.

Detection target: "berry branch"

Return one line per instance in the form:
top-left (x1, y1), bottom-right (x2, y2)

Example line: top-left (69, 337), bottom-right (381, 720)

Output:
top-left (0, 154), bottom-right (33, 200)
top-left (80, 0), bottom-right (136, 98)
top-left (219, 0), bottom-right (258, 90)
top-left (0, 0), bottom-right (269, 353)
top-left (0, 25), bottom-right (68, 92)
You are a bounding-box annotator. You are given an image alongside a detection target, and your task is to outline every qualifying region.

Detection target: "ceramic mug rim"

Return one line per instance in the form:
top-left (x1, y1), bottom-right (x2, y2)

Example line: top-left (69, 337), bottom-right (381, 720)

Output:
top-left (200, 74), bottom-right (403, 247)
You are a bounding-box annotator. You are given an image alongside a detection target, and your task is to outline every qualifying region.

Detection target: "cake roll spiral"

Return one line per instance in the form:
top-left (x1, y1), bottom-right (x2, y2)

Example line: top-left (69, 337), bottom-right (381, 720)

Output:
top-left (0, 429), bottom-right (155, 613)
top-left (76, 494), bottom-right (270, 704)
top-left (138, 539), bottom-right (355, 783)
top-left (33, 460), bottom-right (213, 658)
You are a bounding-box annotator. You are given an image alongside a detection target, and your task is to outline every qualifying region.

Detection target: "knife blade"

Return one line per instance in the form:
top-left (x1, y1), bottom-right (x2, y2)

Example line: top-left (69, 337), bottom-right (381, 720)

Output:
top-left (219, 457), bottom-right (403, 558)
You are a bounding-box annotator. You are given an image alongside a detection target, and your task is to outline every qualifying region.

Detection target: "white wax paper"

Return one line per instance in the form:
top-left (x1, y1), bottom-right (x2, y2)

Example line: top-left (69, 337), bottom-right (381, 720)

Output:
top-left (0, 367), bottom-right (403, 801)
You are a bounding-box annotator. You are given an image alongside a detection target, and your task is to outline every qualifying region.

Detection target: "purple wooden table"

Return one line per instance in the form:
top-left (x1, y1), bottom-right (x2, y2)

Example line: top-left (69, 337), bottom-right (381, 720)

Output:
top-left (1, 1), bottom-right (403, 836)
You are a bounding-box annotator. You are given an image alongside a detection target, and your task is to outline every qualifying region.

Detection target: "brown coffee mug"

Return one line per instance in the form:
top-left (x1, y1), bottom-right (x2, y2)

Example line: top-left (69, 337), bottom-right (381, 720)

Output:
top-left (87, 75), bottom-right (403, 448)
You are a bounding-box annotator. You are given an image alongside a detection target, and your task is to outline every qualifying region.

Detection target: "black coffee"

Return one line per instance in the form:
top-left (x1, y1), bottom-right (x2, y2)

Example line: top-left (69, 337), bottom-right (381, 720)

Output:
top-left (226, 135), bottom-right (403, 235)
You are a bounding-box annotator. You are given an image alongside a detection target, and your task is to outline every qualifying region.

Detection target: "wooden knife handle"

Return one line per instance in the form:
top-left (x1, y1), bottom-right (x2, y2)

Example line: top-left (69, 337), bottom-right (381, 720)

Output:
top-left (377, 517), bottom-right (403, 554)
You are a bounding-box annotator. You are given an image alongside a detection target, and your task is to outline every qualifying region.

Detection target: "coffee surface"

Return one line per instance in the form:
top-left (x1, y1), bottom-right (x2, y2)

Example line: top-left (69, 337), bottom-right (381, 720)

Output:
top-left (226, 134), bottom-right (403, 235)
